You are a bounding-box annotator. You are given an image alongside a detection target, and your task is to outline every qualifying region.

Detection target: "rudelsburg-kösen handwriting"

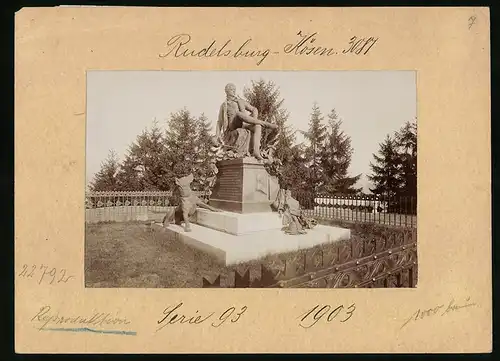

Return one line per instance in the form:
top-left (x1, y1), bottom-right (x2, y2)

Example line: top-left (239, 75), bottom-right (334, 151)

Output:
top-left (156, 302), bottom-right (248, 331)
top-left (159, 34), bottom-right (273, 66)
top-left (298, 303), bottom-right (356, 329)
top-left (158, 32), bottom-right (379, 66)
top-left (284, 31), bottom-right (378, 56)
top-left (400, 296), bottom-right (477, 329)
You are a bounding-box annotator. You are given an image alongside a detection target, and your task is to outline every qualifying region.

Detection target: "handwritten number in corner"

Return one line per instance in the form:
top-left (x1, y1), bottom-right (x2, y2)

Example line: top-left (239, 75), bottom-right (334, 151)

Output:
top-left (342, 36), bottom-right (378, 55)
top-left (17, 263), bottom-right (74, 286)
top-left (58, 269), bottom-right (74, 283)
top-left (468, 16), bottom-right (477, 30)
top-left (18, 264), bottom-right (28, 277)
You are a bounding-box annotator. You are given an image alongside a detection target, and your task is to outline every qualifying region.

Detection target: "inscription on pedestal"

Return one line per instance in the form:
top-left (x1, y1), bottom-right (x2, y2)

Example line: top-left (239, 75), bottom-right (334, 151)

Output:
top-left (209, 158), bottom-right (275, 213)
top-left (211, 165), bottom-right (243, 202)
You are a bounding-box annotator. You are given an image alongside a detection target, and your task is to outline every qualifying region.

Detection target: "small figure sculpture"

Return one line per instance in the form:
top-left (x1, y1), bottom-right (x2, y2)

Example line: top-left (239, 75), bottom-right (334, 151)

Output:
top-left (162, 173), bottom-right (220, 232)
top-left (272, 188), bottom-right (317, 235)
top-left (216, 83), bottom-right (279, 161)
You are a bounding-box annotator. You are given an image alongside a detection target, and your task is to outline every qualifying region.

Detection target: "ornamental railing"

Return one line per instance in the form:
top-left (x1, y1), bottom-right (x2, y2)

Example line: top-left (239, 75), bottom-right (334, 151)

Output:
top-left (295, 192), bottom-right (417, 228)
top-left (85, 190), bottom-right (209, 223)
top-left (202, 227), bottom-right (418, 288)
top-left (84, 191), bottom-right (416, 228)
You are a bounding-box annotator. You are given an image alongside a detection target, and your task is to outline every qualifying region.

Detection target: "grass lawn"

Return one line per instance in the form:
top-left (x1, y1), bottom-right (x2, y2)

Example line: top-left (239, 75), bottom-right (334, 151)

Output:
top-left (85, 220), bottom-right (415, 288)
top-left (85, 221), bottom-right (306, 288)
top-left (85, 222), bottom-right (230, 288)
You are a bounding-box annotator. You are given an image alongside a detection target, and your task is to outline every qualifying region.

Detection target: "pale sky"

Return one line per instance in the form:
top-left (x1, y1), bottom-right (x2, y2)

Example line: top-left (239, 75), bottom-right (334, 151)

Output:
top-left (86, 71), bottom-right (416, 192)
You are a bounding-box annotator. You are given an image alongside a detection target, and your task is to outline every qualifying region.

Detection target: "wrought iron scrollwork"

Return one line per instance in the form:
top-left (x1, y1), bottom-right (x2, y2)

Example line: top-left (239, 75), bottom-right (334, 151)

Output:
top-left (202, 228), bottom-right (418, 288)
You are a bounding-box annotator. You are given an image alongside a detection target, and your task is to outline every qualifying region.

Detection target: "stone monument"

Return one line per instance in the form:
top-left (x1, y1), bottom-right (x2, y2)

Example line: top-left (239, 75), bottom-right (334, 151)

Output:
top-left (208, 83), bottom-right (280, 213)
top-left (157, 83), bottom-right (351, 265)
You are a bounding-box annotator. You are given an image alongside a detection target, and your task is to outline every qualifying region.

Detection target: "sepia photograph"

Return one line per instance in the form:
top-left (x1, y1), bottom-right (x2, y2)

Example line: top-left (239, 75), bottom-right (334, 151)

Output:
top-left (85, 71), bottom-right (417, 289)
top-left (15, 6), bottom-right (491, 354)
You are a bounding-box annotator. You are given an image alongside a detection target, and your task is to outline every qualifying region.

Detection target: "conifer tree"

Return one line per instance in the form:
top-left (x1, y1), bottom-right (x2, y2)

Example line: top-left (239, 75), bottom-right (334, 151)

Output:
top-left (142, 121), bottom-right (167, 190)
top-left (115, 120), bottom-right (168, 191)
top-left (303, 103), bottom-right (327, 192)
top-left (394, 119), bottom-right (417, 198)
top-left (193, 113), bottom-right (216, 192)
top-left (242, 79), bottom-right (312, 197)
top-left (279, 143), bottom-right (310, 194)
top-left (368, 135), bottom-right (403, 198)
top-left (243, 79), bottom-right (296, 163)
top-left (89, 150), bottom-right (120, 191)
top-left (115, 154), bottom-right (143, 191)
top-left (115, 131), bottom-right (148, 191)
top-left (321, 109), bottom-right (362, 194)
top-left (164, 108), bottom-right (199, 187)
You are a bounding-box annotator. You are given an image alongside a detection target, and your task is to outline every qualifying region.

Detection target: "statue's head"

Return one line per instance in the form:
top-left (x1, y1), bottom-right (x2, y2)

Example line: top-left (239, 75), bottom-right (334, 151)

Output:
top-left (175, 173), bottom-right (194, 197)
top-left (224, 83), bottom-right (236, 97)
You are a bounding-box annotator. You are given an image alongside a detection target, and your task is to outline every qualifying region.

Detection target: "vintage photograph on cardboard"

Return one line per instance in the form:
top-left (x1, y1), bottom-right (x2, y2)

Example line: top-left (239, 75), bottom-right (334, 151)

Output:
top-left (15, 6), bottom-right (491, 353)
top-left (85, 70), bottom-right (417, 288)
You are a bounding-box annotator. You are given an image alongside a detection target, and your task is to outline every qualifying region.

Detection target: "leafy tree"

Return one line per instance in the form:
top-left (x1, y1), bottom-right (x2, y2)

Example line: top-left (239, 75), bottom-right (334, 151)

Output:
top-left (89, 150), bottom-right (120, 191)
top-left (368, 134), bottom-right (403, 198)
top-left (321, 109), bottom-right (362, 194)
top-left (303, 103), bottom-right (327, 192)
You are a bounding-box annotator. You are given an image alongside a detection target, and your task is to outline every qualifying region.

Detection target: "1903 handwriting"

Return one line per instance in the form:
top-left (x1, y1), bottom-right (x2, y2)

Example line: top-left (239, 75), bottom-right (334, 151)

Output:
top-left (298, 303), bottom-right (356, 329)
top-left (156, 302), bottom-right (248, 332)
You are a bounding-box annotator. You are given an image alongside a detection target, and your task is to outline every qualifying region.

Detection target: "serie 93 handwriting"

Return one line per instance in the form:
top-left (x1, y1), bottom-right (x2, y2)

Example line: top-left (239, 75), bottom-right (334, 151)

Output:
top-left (18, 264), bottom-right (74, 285)
top-left (156, 302), bottom-right (248, 331)
top-left (299, 303), bottom-right (356, 328)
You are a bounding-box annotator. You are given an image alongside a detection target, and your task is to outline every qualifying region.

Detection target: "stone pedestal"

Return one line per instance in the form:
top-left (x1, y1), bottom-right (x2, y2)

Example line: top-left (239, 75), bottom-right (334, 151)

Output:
top-left (155, 222), bottom-right (351, 265)
top-left (195, 209), bottom-right (284, 235)
top-left (154, 156), bottom-right (352, 265)
top-left (209, 157), bottom-right (279, 213)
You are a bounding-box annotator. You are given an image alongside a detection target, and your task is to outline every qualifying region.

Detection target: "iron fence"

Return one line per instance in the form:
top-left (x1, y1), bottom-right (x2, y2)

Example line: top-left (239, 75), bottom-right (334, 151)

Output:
top-left (85, 191), bottom-right (416, 228)
top-left (202, 227), bottom-right (418, 288)
top-left (85, 191), bottom-right (209, 223)
top-left (295, 192), bottom-right (417, 228)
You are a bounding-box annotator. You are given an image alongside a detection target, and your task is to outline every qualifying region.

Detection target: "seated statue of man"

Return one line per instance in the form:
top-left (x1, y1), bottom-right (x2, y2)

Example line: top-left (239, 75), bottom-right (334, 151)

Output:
top-left (216, 83), bottom-right (278, 160)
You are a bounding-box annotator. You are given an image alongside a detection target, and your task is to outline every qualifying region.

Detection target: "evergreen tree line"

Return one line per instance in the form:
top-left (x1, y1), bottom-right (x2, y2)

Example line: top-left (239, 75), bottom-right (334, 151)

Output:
top-left (88, 110), bottom-right (215, 193)
top-left (89, 79), bottom-right (416, 203)
top-left (368, 119), bottom-right (417, 202)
